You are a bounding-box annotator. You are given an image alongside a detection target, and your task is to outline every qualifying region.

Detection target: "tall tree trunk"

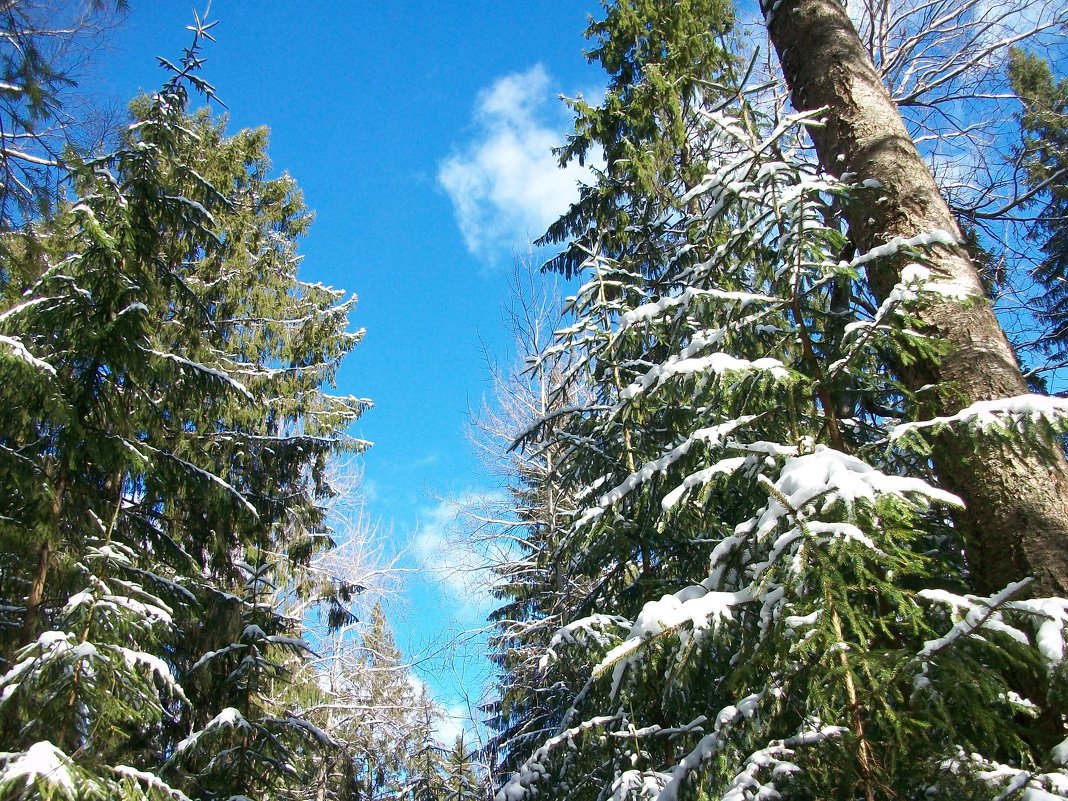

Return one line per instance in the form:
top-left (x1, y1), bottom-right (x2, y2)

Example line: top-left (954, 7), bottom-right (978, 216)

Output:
top-left (21, 540), bottom-right (52, 644)
top-left (762, 0), bottom-right (1068, 596)
top-left (21, 473), bottom-right (66, 644)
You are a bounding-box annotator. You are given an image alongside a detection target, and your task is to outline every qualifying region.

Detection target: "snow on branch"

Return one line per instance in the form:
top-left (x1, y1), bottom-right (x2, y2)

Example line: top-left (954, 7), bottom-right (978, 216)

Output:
top-left (0, 742), bottom-right (77, 797)
top-left (1007, 596), bottom-right (1068, 664)
top-left (915, 579), bottom-right (1034, 661)
top-left (608, 769), bottom-right (671, 800)
top-left (144, 347), bottom-right (254, 401)
top-left (0, 335), bottom-right (56, 375)
top-left (171, 707), bottom-right (253, 760)
top-left (0, 295), bottom-right (61, 324)
top-left (619, 288), bottom-right (781, 332)
top-left (655, 698), bottom-right (847, 801)
top-left (139, 442), bottom-right (259, 519)
top-left (572, 417), bottom-right (759, 529)
top-left (540, 614), bottom-right (631, 668)
top-left (111, 765), bottom-right (192, 801)
top-left (496, 715), bottom-right (623, 801)
top-left (740, 447), bottom-right (963, 542)
top-left (618, 353), bottom-right (789, 403)
top-left (939, 747), bottom-right (1068, 800)
top-left (890, 394), bottom-right (1068, 442)
top-left (849, 229), bottom-right (958, 268)
top-left (661, 456), bottom-right (750, 511)
top-left (593, 582), bottom-right (751, 681)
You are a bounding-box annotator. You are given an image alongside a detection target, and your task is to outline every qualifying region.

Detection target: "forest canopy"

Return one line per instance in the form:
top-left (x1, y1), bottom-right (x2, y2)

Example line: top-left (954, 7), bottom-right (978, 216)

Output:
top-left (0, 1), bottom-right (1067, 800)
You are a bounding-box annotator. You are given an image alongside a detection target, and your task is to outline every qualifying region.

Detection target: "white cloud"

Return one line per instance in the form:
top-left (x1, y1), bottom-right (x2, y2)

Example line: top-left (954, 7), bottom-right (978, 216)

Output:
top-left (411, 492), bottom-right (508, 620)
top-left (433, 701), bottom-right (470, 748)
top-left (438, 65), bottom-right (595, 261)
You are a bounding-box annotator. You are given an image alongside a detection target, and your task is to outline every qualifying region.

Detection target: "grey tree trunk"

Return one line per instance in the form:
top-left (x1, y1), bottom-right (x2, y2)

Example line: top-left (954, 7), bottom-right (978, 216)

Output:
top-left (762, 0), bottom-right (1068, 596)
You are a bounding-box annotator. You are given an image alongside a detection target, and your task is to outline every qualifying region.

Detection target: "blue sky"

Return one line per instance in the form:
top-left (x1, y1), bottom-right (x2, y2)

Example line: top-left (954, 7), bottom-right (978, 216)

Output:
top-left (87, 2), bottom-right (602, 736)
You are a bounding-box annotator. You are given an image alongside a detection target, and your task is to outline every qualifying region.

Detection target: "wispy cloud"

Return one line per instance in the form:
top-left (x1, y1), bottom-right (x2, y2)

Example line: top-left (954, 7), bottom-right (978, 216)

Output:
top-left (438, 65), bottom-right (594, 261)
top-left (411, 492), bottom-right (508, 621)
top-left (434, 700), bottom-right (471, 747)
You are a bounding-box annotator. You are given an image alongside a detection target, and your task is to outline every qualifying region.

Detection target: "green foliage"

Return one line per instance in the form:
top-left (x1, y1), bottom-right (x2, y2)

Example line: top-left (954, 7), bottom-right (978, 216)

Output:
top-left (0, 24), bottom-right (367, 801)
top-left (1009, 48), bottom-right (1068, 364)
top-left (441, 735), bottom-right (487, 801)
top-left (165, 560), bottom-right (332, 801)
top-left (488, 2), bottom-right (739, 780)
top-left (493, 6), bottom-right (1068, 801)
top-left (538, 0), bottom-right (735, 280)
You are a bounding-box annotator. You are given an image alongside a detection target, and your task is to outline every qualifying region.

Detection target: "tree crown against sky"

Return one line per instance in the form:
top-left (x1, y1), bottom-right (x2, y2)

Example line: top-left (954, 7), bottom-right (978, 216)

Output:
top-left (0, 17), bottom-right (398, 801)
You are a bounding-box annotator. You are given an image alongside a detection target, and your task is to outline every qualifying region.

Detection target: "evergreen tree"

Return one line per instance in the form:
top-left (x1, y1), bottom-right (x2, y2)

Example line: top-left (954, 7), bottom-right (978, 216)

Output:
top-left (165, 559), bottom-right (337, 801)
top-left (442, 735), bottom-right (486, 801)
top-left (301, 601), bottom-right (446, 801)
top-left (487, 3), bottom-right (743, 780)
top-left (0, 22), bottom-right (367, 800)
top-left (408, 697), bottom-right (448, 801)
top-left (539, 0), bottom-right (734, 282)
top-left (479, 269), bottom-right (597, 779)
top-left (495, 2), bottom-right (1068, 799)
top-left (357, 602), bottom-right (421, 799)
top-left (1009, 49), bottom-right (1068, 366)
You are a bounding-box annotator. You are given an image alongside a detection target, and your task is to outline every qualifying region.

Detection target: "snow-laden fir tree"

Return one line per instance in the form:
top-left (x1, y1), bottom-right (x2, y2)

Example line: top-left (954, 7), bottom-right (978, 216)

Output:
top-left (442, 735), bottom-right (488, 801)
top-left (165, 559), bottom-right (338, 800)
top-left (494, 2), bottom-right (1068, 799)
top-left (352, 602), bottom-right (444, 801)
top-left (0, 23), bottom-right (367, 801)
top-left (486, 2), bottom-right (737, 780)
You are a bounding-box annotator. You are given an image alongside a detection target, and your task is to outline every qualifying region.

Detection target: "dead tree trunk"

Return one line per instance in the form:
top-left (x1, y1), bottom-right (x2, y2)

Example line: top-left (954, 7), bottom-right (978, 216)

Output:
top-left (763, 0), bottom-right (1068, 596)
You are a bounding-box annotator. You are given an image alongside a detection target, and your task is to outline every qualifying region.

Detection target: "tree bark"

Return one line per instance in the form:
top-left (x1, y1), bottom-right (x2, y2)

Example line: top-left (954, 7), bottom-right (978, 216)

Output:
top-left (21, 473), bottom-right (66, 645)
top-left (762, 0), bottom-right (1068, 596)
top-left (21, 540), bottom-right (51, 644)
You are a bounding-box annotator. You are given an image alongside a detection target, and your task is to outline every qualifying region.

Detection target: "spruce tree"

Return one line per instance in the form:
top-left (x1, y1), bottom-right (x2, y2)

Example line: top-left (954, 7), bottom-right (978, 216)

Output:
top-left (300, 601), bottom-right (446, 801)
top-left (0, 23), bottom-right (367, 800)
top-left (1009, 49), bottom-right (1068, 366)
top-left (539, 0), bottom-right (734, 282)
top-left (480, 270), bottom-right (597, 780)
top-left (442, 735), bottom-right (486, 801)
top-left (495, 3), bottom-right (1068, 799)
top-left (488, 4), bottom-right (742, 780)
